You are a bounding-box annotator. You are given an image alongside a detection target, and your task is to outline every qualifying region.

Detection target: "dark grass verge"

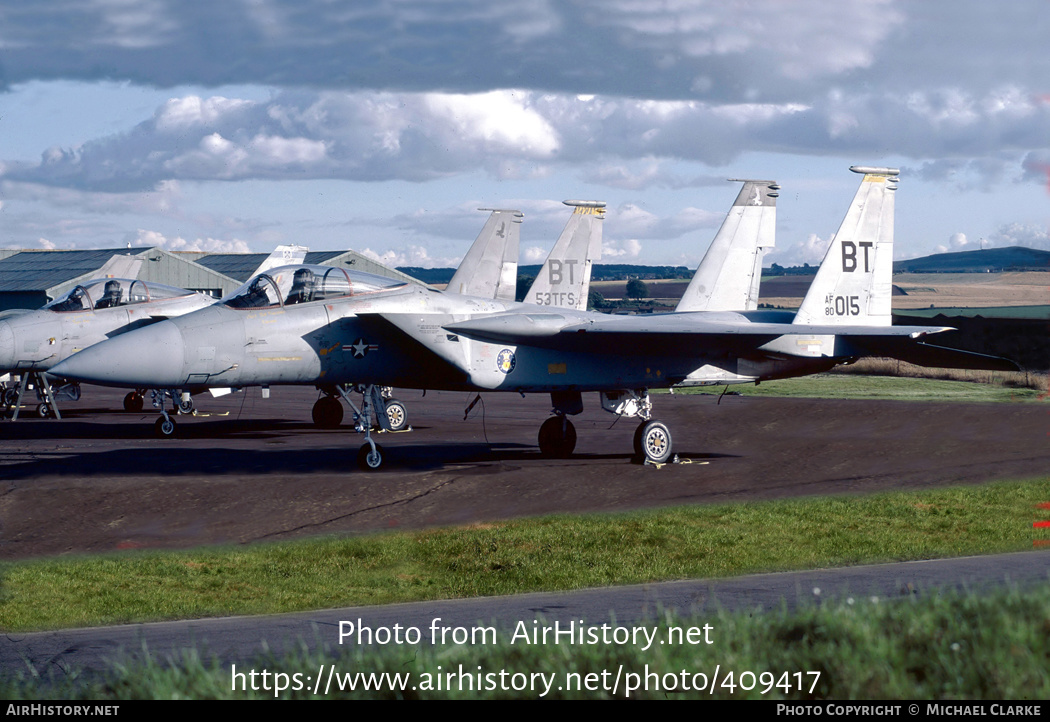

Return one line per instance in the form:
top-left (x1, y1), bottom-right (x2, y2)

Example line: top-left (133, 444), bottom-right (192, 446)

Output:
top-left (3, 584), bottom-right (1050, 699)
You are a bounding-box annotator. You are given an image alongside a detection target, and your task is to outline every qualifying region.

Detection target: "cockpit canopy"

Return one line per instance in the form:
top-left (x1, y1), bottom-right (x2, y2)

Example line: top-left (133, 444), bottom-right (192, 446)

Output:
top-left (222, 264), bottom-right (406, 310)
top-left (44, 278), bottom-right (195, 313)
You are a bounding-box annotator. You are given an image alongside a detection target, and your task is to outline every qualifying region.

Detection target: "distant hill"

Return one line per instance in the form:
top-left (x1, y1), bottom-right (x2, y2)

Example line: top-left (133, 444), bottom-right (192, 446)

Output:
top-left (399, 247), bottom-right (1049, 285)
top-left (892, 246), bottom-right (1050, 273)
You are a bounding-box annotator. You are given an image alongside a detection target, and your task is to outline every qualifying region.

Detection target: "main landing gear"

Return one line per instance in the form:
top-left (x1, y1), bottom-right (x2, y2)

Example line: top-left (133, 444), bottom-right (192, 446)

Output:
top-left (123, 391), bottom-right (145, 413)
top-left (538, 415), bottom-right (577, 457)
top-left (534, 389), bottom-right (674, 464)
top-left (312, 386), bottom-right (409, 433)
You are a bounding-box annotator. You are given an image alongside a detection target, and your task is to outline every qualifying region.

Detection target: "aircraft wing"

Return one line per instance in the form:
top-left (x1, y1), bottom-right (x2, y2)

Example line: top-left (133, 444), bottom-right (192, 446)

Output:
top-left (444, 312), bottom-right (952, 355)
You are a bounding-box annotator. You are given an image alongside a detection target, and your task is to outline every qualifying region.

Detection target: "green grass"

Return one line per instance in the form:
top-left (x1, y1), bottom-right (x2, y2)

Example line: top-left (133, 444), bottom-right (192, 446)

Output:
top-left (673, 374), bottom-right (1046, 402)
top-left (2, 479), bottom-right (1048, 632)
top-left (5, 585), bottom-right (1050, 699)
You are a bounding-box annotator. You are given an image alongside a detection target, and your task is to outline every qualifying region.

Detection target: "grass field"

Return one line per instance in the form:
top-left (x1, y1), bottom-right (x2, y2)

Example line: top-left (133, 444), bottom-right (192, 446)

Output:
top-left (1, 478), bottom-right (1047, 632)
top-left (674, 372), bottom-right (1047, 401)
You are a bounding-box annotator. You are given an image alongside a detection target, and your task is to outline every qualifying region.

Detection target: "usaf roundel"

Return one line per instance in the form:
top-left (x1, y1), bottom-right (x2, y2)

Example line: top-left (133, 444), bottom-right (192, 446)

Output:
top-left (496, 348), bottom-right (516, 374)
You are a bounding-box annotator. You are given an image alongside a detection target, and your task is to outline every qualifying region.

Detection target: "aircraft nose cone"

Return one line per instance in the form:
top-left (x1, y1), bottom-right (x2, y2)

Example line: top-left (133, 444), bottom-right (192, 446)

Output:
top-left (50, 320), bottom-right (186, 388)
top-left (0, 321), bottom-right (13, 370)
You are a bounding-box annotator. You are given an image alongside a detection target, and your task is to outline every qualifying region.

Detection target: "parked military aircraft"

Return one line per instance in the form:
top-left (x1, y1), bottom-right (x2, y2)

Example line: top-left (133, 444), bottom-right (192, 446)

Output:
top-left (0, 245), bottom-right (306, 419)
top-left (54, 167), bottom-right (1012, 468)
top-left (311, 200), bottom-right (605, 429)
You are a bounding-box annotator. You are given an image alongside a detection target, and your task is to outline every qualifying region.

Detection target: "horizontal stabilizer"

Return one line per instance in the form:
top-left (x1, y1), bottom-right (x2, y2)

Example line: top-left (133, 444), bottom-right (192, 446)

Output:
top-left (850, 338), bottom-right (1020, 371)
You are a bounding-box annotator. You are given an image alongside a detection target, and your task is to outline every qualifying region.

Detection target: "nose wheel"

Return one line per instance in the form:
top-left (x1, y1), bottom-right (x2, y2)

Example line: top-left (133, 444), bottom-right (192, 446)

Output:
top-left (154, 415), bottom-right (177, 438)
top-left (357, 442), bottom-right (384, 470)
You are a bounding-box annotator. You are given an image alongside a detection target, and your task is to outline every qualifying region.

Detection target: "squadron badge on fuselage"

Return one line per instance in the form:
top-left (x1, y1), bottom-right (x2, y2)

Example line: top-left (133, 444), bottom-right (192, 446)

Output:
top-left (496, 348), bottom-right (516, 374)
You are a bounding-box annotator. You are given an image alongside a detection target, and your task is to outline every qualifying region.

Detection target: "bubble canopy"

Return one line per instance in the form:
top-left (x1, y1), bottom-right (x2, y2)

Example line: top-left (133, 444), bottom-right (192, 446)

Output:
top-left (222, 264), bottom-right (407, 310)
top-left (44, 278), bottom-right (197, 313)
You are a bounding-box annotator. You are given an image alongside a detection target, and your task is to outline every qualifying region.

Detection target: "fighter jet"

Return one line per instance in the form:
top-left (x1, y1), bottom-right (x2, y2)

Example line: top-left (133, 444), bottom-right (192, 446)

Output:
top-left (0, 245), bottom-right (307, 419)
top-left (310, 200), bottom-right (604, 430)
top-left (55, 167), bottom-right (1013, 468)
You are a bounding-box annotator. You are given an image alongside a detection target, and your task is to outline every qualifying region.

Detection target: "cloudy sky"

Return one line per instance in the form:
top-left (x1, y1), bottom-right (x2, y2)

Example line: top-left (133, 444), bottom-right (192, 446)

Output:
top-left (1, 1), bottom-right (1048, 268)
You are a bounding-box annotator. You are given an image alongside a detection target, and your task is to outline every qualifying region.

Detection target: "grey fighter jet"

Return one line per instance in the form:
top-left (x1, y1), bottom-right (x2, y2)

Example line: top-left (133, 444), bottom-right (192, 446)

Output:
top-left (0, 245), bottom-right (307, 419)
top-left (52, 168), bottom-right (1012, 467)
top-left (302, 200), bottom-right (604, 431)
top-left (0, 276), bottom-right (214, 418)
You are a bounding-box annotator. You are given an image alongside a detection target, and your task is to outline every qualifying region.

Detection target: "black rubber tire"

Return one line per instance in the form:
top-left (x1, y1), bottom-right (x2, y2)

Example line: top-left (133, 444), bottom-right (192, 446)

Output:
top-left (385, 399), bottom-right (408, 431)
top-left (632, 421), bottom-right (647, 459)
top-left (312, 396), bottom-right (344, 428)
top-left (123, 392), bottom-right (145, 413)
top-left (537, 416), bottom-right (577, 458)
top-left (639, 420), bottom-right (673, 464)
top-left (357, 443), bottom-right (384, 471)
top-left (154, 416), bottom-right (177, 438)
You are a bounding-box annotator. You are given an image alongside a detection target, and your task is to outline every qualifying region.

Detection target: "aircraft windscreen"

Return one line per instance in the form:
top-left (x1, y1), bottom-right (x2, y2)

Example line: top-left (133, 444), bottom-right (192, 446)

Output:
top-left (223, 265), bottom-right (406, 309)
top-left (45, 278), bottom-right (193, 312)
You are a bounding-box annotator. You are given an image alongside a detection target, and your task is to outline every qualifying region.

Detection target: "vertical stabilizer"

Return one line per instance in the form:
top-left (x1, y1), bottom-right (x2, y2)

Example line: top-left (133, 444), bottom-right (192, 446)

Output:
top-left (253, 245), bottom-right (309, 276)
top-left (96, 254), bottom-right (144, 280)
top-left (525, 200), bottom-right (605, 309)
top-left (446, 209), bottom-right (523, 301)
top-left (675, 179), bottom-right (778, 312)
top-left (794, 166), bottom-right (898, 327)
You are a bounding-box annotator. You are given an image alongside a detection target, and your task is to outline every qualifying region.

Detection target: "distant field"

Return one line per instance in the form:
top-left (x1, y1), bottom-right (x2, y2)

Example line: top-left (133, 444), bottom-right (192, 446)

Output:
top-left (901, 305), bottom-right (1050, 320)
top-left (759, 272), bottom-right (1048, 310)
top-left (592, 271), bottom-right (1047, 313)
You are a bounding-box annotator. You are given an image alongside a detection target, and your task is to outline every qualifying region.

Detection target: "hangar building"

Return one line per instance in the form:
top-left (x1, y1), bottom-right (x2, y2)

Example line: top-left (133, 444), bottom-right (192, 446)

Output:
top-left (0, 247), bottom-right (420, 312)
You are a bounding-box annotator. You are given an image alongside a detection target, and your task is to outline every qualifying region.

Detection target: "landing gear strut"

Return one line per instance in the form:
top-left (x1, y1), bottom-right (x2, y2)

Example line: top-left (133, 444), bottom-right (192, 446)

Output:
top-left (601, 389), bottom-right (675, 464)
top-left (313, 385), bottom-right (409, 434)
top-left (148, 389), bottom-right (188, 437)
top-left (346, 384), bottom-right (390, 470)
top-left (8, 372), bottom-right (63, 421)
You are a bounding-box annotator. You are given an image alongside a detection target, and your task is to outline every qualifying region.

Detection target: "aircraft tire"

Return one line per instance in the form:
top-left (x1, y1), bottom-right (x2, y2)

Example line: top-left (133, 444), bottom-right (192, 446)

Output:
top-left (385, 399), bottom-right (408, 431)
top-left (639, 420), bottom-right (672, 464)
top-left (312, 396), bottom-right (343, 428)
top-left (3, 388), bottom-right (17, 407)
top-left (154, 416), bottom-right (177, 438)
top-left (176, 396), bottom-right (194, 414)
top-left (538, 416), bottom-right (576, 458)
top-left (124, 392), bottom-right (144, 413)
top-left (632, 421), bottom-right (647, 459)
top-left (36, 403), bottom-right (51, 419)
top-left (357, 442), bottom-right (384, 471)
